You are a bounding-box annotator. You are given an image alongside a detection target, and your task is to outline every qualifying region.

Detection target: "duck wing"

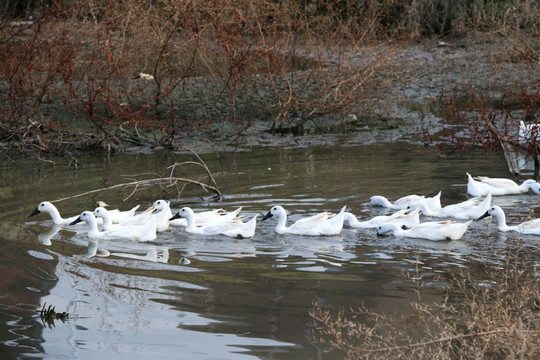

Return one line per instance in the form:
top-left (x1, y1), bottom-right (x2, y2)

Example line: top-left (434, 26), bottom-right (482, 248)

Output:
top-left (518, 219), bottom-right (540, 233)
top-left (475, 176), bottom-right (518, 188)
top-left (109, 205), bottom-right (141, 223)
top-left (438, 199), bottom-right (478, 217)
top-left (102, 220), bottom-right (157, 242)
top-left (200, 215), bottom-right (257, 238)
top-left (357, 209), bottom-right (409, 228)
top-left (288, 212), bottom-right (330, 231)
top-left (393, 195), bottom-right (425, 207)
top-left (119, 210), bottom-right (153, 227)
top-left (307, 207), bottom-right (346, 235)
top-left (408, 220), bottom-right (469, 241)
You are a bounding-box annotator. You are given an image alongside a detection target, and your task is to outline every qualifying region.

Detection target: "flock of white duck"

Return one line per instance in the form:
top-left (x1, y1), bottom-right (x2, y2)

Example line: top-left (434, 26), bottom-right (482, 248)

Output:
top-left (26, 172), bottom-right (540, 242)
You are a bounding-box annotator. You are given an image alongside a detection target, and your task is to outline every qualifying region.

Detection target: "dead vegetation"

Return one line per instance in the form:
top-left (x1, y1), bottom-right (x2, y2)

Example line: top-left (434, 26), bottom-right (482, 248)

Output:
top-left (0, 1), bottom-right (539, 157)
top-left (40, 302), bottom-right (69, 328)
top-left (424, 82), bottom-right (540, 175)
top-left (48, 147), bottom-right (223, 203)
top-left (309, 246), bottom-right (540, 359)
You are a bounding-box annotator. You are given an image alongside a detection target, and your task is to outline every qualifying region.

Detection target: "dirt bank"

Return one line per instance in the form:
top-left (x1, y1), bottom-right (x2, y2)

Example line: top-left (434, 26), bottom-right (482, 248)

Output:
top-left (156, 33), bottom-right (537, 154)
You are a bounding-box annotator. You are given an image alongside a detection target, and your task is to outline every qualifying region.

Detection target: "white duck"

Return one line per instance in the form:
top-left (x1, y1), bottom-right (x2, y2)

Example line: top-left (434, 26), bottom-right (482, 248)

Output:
top-left (169, 207), bottom-right (243, 227)
top-left (377, 220), bottom-right (472, 241)
top-left (466, 173), bottom-right (540, 196)
top-left (28, 201), bottom-right (101, 226)
top-left (261, 205), bottom-right (346, 236)
top-left (343, 208), bottom-right (420, 229)
top-left (518, 120), bottom-right (540, 147)
top-left (152, 200), bottom-right (173, 232)
top-left (410, 193), bottom-right (492, 220)
top-left (170, 207), bottom-right (257, 238)
top-left (70, 211), bottom-right (157, 242)
top-left (370, 191), bottom-right (442, 211)
top-left (96, 202), bottom-right (141, 223)
top-left (480, 205), bottom-right (540, 234)
top-left (94, 206), bottom-right (154, 231)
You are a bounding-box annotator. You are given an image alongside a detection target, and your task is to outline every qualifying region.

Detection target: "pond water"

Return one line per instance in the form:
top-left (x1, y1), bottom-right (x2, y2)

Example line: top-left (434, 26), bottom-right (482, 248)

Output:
top-left (1, 142), bottom-right (539, 359)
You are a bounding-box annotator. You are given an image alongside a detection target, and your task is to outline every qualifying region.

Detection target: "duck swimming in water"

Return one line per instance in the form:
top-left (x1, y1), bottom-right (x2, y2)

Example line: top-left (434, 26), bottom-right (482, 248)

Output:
top-left (370, 191), bottom-right (442, 211)
top-left (170, 207), bottom-right (257, 238)
top-left (70, 211), bottom-right (157, 242)
top-left (262, 205), bottom-right (346, 236)
top-left (466, 173), bottom-right (540, 196)
top-left (377, 220), bottom-right (472, 241)
top-left (28, 201), bottom-right (101, 226)
top-left (480, 205), bottom-right (540, 235)
top-left (343, 208), bottom-right (420, 229)
top-left (409, 193), bottom-right (492, 220)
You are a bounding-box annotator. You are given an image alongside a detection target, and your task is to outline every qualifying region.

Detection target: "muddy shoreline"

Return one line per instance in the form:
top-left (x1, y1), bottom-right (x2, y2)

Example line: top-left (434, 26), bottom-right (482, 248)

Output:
top-left (154, 33), bottom-right (538, 155)
top-left (4, 33), bottom-right (538, 158)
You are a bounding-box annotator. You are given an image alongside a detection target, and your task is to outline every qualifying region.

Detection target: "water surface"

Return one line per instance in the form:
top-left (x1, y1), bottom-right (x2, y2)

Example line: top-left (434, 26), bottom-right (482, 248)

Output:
top-left (1, 142), bottom-right (539, 359)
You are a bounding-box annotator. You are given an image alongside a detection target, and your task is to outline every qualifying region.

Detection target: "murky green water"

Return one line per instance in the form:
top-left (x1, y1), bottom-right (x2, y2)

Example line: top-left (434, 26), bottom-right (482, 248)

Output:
top-left (1, 142), bottom-right (539, 359)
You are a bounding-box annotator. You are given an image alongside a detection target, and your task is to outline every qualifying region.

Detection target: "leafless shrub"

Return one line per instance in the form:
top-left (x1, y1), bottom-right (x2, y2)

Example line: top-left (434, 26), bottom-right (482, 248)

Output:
top-left (309, 247), bottom-right (540, 359)
top-left (423, 78), bottom-right (540, 175)
top-left (0, 1), bottom-right (538, 155)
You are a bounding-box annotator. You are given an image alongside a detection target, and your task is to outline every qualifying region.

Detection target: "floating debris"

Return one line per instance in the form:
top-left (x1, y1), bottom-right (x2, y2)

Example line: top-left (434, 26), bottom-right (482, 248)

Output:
top-left (40, 303), bottom-right (69, 328)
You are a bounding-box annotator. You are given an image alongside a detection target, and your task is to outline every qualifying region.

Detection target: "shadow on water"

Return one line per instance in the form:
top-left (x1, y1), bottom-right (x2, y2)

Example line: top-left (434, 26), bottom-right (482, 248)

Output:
top-left (1, 142), bottom-right (539, 359)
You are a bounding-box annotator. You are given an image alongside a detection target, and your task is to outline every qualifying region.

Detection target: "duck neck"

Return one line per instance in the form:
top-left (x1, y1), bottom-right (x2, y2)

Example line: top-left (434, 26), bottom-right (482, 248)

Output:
top-left (158, 206), bottom-right (172, 220)
top-left (185, 214), bottom-right (197, 231)
top-left (371, 196), bottom-right (393, 208)
top-left (101, 214), bottom-right (113, 231)
top-left (343, 212), bottom-right (360, 226)
top-left (417, 203), bottom-right (436, 216)
top-left (275, 214), bottom-right (288, 234)
top-left (48, 206), bottom-right (65, 225)
top-left (519, 182), bottom-right (534, 193)
top-left (86, 218), bottom-right (101, 237)
top-left (494, 211), bottom-right (513, 232)
top-left (184, 210), bottom-right (204, 234)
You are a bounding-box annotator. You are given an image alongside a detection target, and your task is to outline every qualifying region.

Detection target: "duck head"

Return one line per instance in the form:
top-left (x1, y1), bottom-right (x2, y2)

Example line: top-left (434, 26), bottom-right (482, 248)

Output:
top-left (27, 201), bottom-right (53, 218)
top-left (377, 223), bottom-right (399, 237)
top-left (69, 211), bottom-right (94, 226)
top-left (524, 180), bottom-right (540, 194)
top-left (152, 200), bottom-right (170, 213)
top-left (169, 207), bottom-right (193, 221)
top-left (262, 206), bottom-right (282, 221)
top-left (478, 206), bottom-right (497, 220)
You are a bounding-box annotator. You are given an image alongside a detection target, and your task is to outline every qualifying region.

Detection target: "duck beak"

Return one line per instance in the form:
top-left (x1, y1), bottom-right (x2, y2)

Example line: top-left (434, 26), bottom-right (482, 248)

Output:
top-left (27, 207), bottom-right (40, 218)
top-left (478, 211), bottom-right (490, 220)
top-left (69, 216), bottom-right (83, 226)
top-left (143, 205), bottom-right (156, 213)
top-left (169, 212), bottom-right (181, 221)
top-left (261, 211), bottom-right (273, 221)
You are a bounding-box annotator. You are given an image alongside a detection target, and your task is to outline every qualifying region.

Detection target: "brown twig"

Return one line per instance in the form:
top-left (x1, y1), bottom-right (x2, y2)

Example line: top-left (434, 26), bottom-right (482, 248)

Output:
top-left (50, 177), bottom-right (221, 203)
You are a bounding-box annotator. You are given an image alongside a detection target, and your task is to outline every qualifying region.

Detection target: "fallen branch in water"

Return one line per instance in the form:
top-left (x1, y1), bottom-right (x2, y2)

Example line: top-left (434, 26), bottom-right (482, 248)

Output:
top-left (51, 176), bottom-right (222, 203)
top-left (50, 149), bottom-right (222, 202)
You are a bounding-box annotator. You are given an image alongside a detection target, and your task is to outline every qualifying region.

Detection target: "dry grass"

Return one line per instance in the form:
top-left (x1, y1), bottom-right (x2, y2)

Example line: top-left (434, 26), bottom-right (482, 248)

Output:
top-left (309, 247), bottom-right (540, 359)
top-left (0, 1), bottom-right (538, 156)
